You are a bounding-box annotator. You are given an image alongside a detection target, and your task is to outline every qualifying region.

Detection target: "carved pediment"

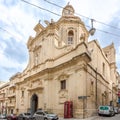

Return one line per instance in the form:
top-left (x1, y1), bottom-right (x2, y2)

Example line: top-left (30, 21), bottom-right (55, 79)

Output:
top-left (58, 90), bottom-right (68, 103)
top-left (27, 79), bottom-right (44, 91)
top-left (58, 73), bottom-right (70, 81)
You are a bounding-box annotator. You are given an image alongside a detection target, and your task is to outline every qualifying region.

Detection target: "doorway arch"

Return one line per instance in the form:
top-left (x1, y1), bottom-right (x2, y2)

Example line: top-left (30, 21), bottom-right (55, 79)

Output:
top-left (31, 94), bottom-right (38, 115)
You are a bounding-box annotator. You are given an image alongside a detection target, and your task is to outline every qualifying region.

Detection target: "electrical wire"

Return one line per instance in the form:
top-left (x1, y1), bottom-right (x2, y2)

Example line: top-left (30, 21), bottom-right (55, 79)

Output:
top-left (0, 27), bottom-right (19, 40)
top-left (44, 0), bottom-right (120, 31)
top-left (21, 0), bottom-right (61, 16)
top-left (44, 0), bottom-right (90, 19)
top-left (86, 26), bottom-right (120, 37)
top-left (1, 0), bottom-right (119, 39)
top-left (20, 0), bottom-right (120, 38)
top-left (0, 27), bottom-right (12, 35)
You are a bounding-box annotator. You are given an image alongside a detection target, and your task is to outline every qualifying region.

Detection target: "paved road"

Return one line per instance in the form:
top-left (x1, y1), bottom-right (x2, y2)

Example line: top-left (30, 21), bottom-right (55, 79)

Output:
top-left (89, 114), bottom-right (120, 120)
top-left (60, 114), bottom-right (120, 120)
top-left (1, 114), bottom-right (120, 120)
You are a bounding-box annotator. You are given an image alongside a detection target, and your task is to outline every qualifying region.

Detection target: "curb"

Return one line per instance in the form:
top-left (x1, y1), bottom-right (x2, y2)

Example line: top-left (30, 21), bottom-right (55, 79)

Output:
top-left (59, 116), bottom-right (98, 120)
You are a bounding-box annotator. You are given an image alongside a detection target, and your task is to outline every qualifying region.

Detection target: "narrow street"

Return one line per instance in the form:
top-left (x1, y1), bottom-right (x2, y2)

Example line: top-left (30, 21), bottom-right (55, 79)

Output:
top-left (59, 114), bottom-right (120, 120)
top-left (0, 114), bottom-right (120, 120)
top-left (86, 114), bottom-right (120, 120)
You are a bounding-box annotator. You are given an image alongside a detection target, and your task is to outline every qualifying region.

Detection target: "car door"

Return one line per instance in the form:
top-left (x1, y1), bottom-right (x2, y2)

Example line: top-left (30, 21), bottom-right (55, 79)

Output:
top-left (18, 114), bottom-right (24, 120)
top-left (35, 112), bottom-right (44, 120)
top-left (99, 106), bottom-right (104, 115)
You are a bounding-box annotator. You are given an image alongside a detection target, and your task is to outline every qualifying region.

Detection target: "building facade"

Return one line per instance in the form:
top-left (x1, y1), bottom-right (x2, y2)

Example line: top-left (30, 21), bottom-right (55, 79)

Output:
top-left (0, 4), bottom-right (119, 119)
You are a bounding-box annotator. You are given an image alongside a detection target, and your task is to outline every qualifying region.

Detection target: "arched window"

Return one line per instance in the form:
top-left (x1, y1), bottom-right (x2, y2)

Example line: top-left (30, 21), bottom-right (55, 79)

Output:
top-left (34, 53), bottom-right (38, 66)
top-left (67, 30), bottom-right (74, 45)
top-left (102, 62), bottom-right (105, 76)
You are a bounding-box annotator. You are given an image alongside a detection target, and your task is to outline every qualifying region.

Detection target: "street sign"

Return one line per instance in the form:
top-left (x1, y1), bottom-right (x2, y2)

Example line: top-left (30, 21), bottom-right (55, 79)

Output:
top-left (78, 96), bottom-right (90, 99)
top-left (118, 98), bottom-right (120, 104)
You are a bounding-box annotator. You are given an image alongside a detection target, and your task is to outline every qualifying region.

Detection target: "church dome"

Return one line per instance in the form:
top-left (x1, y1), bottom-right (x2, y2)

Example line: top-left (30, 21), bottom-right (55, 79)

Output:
top-left (62, 4), bottom-right (75, 16)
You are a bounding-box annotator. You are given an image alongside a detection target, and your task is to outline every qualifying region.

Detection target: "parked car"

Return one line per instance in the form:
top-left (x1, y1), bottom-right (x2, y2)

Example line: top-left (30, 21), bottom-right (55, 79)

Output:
top-left (18, 113), bottom-right (33, 120)
top-left (6, 114), bottom-right (18, 120)
top-left (98, 105), bottom-right (115, 116)
top-left (114, 107), bottom-right (119, 114)
top-left (33, 110), bottom-right (59, 120)
top-left (0, 114), bottom-right (7, 119)
top-left (118, 108), bottom-right (120, 113)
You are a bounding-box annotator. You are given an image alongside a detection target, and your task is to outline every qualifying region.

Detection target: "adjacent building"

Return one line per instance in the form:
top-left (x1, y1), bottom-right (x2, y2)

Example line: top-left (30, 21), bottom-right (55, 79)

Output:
top-left (0, 4), bottom-right (119, 119)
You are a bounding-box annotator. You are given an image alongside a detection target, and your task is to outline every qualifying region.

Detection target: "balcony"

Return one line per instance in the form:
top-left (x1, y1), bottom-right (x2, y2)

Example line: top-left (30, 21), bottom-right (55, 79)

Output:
top-left (7, 93), bottom-right (16, 98)
top-left (0, 91), bottom-right (5, 94)
top-left (0, 93), bottom-right (5, 101)
top-left (7, 103), bottom-right (15, 107)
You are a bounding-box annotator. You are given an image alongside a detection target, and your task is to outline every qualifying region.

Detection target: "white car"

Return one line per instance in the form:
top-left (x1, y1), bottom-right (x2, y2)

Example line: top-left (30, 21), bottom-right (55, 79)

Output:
top-left (0, 114), bottom-right (6, 119)
top-left (98, 105), bottom-right (115, 116)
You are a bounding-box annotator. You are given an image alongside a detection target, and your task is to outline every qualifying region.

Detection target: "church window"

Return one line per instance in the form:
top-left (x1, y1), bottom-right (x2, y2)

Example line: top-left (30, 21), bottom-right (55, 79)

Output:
top-left (67, 30), bottom-right (74, 45)
top-left (102, 62), bottom-right (105, 76)
top-left (61, 80), bottom-right (66, 90)
top-left (22, 91), bottom-right (24, 97)
top-left (91, 81), bottom-right (94, 95)
top-left (34, 45), bottom-right (41, 66)
top-left (34, 53), bottom-right (38, 66)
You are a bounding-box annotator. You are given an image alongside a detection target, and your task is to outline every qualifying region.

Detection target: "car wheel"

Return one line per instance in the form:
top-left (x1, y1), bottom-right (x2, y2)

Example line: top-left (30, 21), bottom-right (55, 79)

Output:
top-left (8, 118), bottom-right (11, 120)
top-left (44, 118), bottom-right (48, 120)
top-left (25, 118), bottom-right (28, 120)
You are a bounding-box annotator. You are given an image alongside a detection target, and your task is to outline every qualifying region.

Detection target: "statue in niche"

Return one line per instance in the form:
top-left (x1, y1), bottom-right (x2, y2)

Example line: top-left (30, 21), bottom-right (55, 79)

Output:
top-left (38, 80), bottom-right (42, 85)
top-left (80, 33), bottom-right (85, 41)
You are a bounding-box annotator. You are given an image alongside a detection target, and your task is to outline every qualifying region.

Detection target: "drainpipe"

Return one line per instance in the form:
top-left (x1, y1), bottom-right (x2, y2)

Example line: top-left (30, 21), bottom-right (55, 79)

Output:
top-left (96, 68), bottom-right (98, 108)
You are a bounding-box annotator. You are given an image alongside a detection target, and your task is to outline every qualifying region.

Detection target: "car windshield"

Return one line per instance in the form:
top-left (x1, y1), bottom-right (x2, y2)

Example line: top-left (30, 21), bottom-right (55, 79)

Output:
top-left (10, 114), bottom-right (16, 116)
top-left (100, 106), bottom-right (109, 110)
top-left (24, 113), bottom-right (31, 115)
top-left (1, 114), bottom-right (6, 116)
top-left (44, 111), bottom-right (54, 114)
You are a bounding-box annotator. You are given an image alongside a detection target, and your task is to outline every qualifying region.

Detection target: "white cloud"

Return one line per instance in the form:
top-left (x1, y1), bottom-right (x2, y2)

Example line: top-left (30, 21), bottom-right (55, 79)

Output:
top-left (70, 0), bottom-right (120, 21)
top-left (0, 0), bottom-right (120, 81)
top-left (0, 1), bottom-right (37, 43)
top-left (0, 51), bottom-right (24, 69)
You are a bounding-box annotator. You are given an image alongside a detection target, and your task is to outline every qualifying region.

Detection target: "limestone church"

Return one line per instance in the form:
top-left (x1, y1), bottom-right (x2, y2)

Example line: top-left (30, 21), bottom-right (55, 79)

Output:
top-left (0, 4), bottom-right (119, 119)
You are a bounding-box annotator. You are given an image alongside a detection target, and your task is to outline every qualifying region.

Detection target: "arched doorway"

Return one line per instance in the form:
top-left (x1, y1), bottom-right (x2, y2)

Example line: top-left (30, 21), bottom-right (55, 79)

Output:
top-left (31, 94), bottom-right (38, 115)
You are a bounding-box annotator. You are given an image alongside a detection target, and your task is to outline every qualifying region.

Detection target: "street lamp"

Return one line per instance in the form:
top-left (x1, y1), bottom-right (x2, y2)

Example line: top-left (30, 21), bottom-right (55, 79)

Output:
top-left (89, 19), bottom-right (96, 36)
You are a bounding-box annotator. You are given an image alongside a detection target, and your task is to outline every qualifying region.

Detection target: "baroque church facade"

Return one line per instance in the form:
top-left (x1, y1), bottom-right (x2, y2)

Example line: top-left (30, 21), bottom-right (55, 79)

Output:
top-left (0, 4), bottom-right (119, 118)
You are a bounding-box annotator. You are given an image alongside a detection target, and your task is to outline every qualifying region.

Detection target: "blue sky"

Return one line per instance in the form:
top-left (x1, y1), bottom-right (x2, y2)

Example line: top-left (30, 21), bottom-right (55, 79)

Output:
top-left (0, 0), bottom-right (120, 81)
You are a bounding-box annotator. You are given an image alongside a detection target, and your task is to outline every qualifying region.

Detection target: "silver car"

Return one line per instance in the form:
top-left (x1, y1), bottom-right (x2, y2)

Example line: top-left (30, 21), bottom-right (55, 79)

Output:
top-left (114, 107), bottom-right (119, 114)
top-left (18, 113), bottom-right (32, 120)
top-left (33, 110), bottom-right (58, 120)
